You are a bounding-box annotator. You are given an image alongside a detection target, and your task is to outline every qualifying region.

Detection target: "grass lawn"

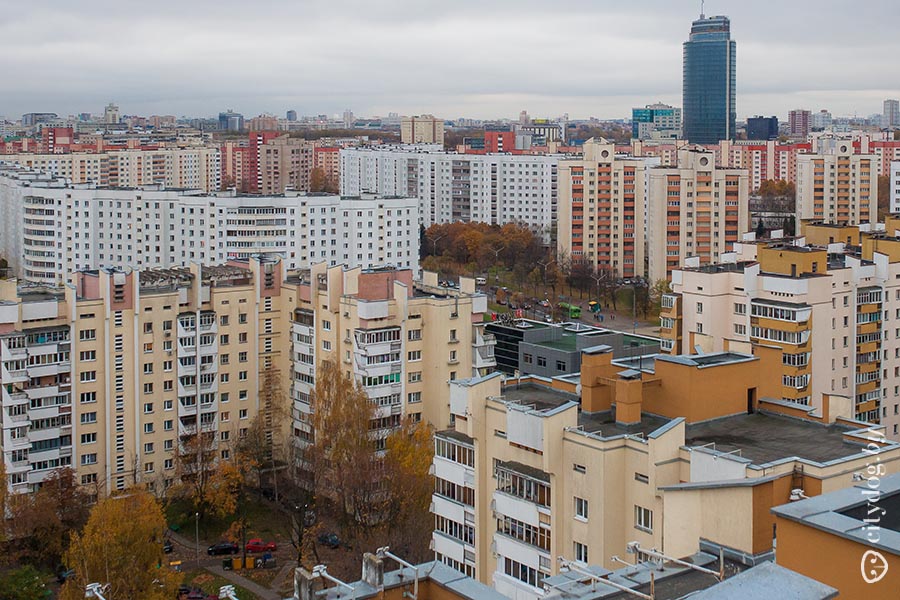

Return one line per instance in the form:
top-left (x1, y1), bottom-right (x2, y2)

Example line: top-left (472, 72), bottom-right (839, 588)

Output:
top-left (167, 496), bottom-right (294, 545)
top-left (181, 568), bottom-right (258, 599)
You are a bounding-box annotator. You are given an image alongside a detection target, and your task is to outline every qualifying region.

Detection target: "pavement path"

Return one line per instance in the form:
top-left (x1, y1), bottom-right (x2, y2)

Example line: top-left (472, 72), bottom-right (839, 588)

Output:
top-left (207, 564), bottom-right (284, 600)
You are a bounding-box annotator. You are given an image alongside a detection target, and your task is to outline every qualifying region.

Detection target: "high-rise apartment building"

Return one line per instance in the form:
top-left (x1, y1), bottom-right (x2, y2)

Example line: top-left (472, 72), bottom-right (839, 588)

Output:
top-left (0, 259), bottom-right (492, 499)
top-left (631, 103), bottom-right (682, 140)
top-left (0, 165), bottom-right (419, 283)
top-left (431, 350), bottom-right (898, 596)
top-left (746, 116), bottom-right (779, 141)
top-left (884, 99), bottom-right (899, 129)
top-left (795, 139), bottom-right (877, 224)
top-left (256, 135), bottom-right (313, 194)
top-left (400, 115), bottom-right (444, 145)
top-left (557, 139), bottom-right (659, 278)
top-left (646, 147), bottom-right (749, 282)
top-left (788, 109), bottom-right (812, 137)
top-left (283, 267), bottom-right (495, 448)
top-left (103, 103), bottom-right (120, 125)
top-left (340, 148), bottom-right (559, 240)
top-left (812, 109), bottom-right (833, 130)
top-left (660, 222), bottom-right (900, 429)
top-left (682, 14), bottom-right (736, 144)
top-left (891, 160), bottom-right (900, 214)
top-left (218, 110), bottom-right (244, 132)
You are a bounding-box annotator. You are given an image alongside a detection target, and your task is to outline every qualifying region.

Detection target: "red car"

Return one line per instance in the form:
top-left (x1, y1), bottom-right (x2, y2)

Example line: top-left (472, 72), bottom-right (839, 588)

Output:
top-left (245, 538), bottom-right (277, 553)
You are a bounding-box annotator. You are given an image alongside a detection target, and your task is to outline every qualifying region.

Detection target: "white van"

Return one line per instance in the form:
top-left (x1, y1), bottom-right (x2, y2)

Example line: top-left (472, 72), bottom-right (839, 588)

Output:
top-left (475, 277), bottom-right (487, 285)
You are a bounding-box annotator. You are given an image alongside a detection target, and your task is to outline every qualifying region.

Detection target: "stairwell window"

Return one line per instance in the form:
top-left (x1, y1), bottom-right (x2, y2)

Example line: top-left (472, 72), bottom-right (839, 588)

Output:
top-left (635, 505), bottom-right (653, 533)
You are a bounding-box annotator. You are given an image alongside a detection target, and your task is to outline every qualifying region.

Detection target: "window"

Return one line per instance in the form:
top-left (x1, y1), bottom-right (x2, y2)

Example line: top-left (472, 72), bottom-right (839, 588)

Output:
top-left (450, 350), bottom-right (457, 362)
top-left (80, 391), bottom-right (97, 404)
top-left (537, 356), bottom-right (547, 367)
top-left (80, 433), bottom-right (97, 444)
top-left (81, 453), bottom-right (97, 466)
top-left (239, 371), bottom-right (248, 381)
top-left (220, 334), bottom-right (230, 345)
top-left (164, 459), bottom-right (174, 470)
top-left (143, 383), bottom-right (154, 394)
top-left (635, 505), bottom-right (653, 532)
top-left (734, 302), bottom-right (746, 315)
top-left (238, 332), bottom-right (248, 343)
top-left (143, 403), bottom-right (153, 414)
top-left (239, 409), bottom-right (248, 420)
top-left (322, 340), bottom-right (331, 351)
top-left (574, 542), bottom-right (589, 564)
top-left (238, 313), bottom-right (248, 324)
top-left (408, 371), bottom-right (422, 383)
top-left (143, 362), bottom-right (153, 374)
top-left (164, 420), bottom-right (173, 431)
top-left (575, 497), bottom-right (589, 520)
top-left (734, 323), bottom-right (746, 335)
top-left (556, 360), bottom-right (567, 371)
top-left (408, 391), bottom-right (422, 403)
top-left (408, 329), bottom-right (422, 341)
top-left (450, 329), bottom-right (457, 342)
top-left (79, 329), bottom-right (96, 341)
top-left (408, 350), bottom-right (422, 361)
top-left (144, 322), bottom-right (153, 334)
top-left (523, 353), bottom-right (533, 364)
top-left (573, 463), bottom-right (586, 473)
top-left (144, 442), bottom-right (154, 454)
top-left (696, 302), bottom-right (703, 314)
top-left (221, 412), bottom-right (230, 422)
top-left (322, 320), bottom-right (331, 331)
top-left (144, 423), bottom-right (154, 434)
top-left (79, 350), bottom-right (96, 361)
top-left (80, 371), bottom-right (96, 383)
top-left (81, 412), bottom-right (97, 424)
top-left (164, 400), bottom-right (173, 411)
top-left (238, 351), bottom-right (247, 362)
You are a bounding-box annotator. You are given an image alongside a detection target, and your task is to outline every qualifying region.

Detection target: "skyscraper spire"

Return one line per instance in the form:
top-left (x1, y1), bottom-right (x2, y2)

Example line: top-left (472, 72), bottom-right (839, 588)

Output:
top-left (700, 0), bottom-right (705, 18)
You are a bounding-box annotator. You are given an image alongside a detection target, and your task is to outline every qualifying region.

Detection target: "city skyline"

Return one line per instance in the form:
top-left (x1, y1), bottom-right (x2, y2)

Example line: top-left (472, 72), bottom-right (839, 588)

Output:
top-left (0, 0), bottom-right (897, 121)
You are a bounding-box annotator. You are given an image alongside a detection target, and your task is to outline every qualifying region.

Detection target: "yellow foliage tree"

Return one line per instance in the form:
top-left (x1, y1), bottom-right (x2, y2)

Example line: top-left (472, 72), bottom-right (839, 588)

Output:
top-left (60, 489), bottom-right (178, 600)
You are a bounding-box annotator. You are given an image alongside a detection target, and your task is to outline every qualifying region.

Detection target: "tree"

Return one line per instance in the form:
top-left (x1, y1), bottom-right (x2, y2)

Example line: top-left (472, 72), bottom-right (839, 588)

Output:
top-left (382, 418), bottom-right (435, 563)
top-left (60, 490), bottom-right (179, 600)
top-left (0, 566), bottom-right (47, 600)
top-left (304, 359), bottom-right (382, 543)
top-left (649, 279), bottom-right (672, 317)
top-left (7, 467), bottom-right (90, 567)
top-left (174, 431), bottom-right (244, 520)
top-left (310, 167), bottom-right (327, 193)
top-left (878, 174), bottom-right (890, 220)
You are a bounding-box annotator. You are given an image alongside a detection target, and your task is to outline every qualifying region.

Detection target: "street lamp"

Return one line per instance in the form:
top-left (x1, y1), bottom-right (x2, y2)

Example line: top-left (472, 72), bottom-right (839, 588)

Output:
top-left (195, 512), bottom-right (200, 567)
top-left (428, 233), bottom-right (447, 258)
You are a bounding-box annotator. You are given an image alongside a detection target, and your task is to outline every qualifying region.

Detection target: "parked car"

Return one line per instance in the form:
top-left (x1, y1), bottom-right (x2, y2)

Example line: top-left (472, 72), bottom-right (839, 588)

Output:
top-left (475, 277), bottom-right (487, 285)
top-left (163, 538), bottom-right (174, 553)
top-left (245, 538), bottom-right (277, 553)
top-left (317, 532), bottom-right (341, 549)
top-left (539, 299), bottom-right (551, 308)
top-left (207, 541), bottom-right (239, 556)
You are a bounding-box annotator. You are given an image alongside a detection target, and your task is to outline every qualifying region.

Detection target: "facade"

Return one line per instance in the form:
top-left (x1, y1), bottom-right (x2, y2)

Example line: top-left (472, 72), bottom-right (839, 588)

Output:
top-left (789, 109), bottom-right (812, 137)
top-left (884, 99), bottom-right (899, 129)
top-left (631, 103), bottom-right (682, 140)
top-left (4, 147), bottom-right (222, 192)
top-left (646, 147), bottom-right (749, 282)
top-left (772, 473), bottom-right (900, 597)
top-left (682, 14), bottom-right (736, 144)
top-left (256, 135), bottom-right (313, 194)
top-left (218, 111), bottom-right (244, 132)
top-left (0, 165), bottom-right (419, 283)
top-left (746, 116), bottom-right (779, 141)
top-left (660, 223), bottom-right (900, 430)
top-left (313, 147), bottom-right (340, 190)
top-left (340, 147), bottom-right (559, 240)
top-left (0, 262), bottom-right (278, 497)
top-left (892, 161), bottom-right (900, 213)
top-left (556, 139), bottom-right (660, 278)
top-left (431, 347), bottom-right (900, 598)
top-left (282, 267), bottom-right (495, 450)
top-left (400, 115), bottom-right (444, 145)
top-left (813, 109), bottom-right (833, 130)
top-left (795, 139), bottom-right (877, 225)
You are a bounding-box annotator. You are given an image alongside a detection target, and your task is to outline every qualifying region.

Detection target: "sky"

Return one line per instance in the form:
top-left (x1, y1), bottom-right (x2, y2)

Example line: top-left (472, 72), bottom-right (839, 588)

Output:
top-left (0, 0), bottom-right (898, 122)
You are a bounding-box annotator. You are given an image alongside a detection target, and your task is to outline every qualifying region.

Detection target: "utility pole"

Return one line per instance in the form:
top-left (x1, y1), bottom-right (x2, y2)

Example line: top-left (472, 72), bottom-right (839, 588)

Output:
top-left (195, 511), bottom-right (200, 567)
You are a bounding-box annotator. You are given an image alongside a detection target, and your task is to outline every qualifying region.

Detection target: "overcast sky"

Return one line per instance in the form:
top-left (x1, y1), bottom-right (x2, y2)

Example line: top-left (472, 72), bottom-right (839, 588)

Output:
top-left (1, 0), bottom-right (897, 122)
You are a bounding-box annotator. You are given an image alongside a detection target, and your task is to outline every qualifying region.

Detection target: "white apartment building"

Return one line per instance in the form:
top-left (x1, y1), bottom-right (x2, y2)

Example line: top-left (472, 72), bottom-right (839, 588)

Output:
top-left (0, 164), bottom-right (419, 283)
top-left (340, 147), bottom-right (559, 242)
top-left (891, 160), bottom-right (900, 214)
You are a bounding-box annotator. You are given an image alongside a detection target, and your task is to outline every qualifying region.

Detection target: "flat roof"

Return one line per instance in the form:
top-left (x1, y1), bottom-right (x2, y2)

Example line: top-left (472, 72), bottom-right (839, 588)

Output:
top-left (685, 412), bottom-right (870, 465)
top-left (687, 561), bottom-right (838, 600)
top-left (772, 472), bottom-right (900, 556)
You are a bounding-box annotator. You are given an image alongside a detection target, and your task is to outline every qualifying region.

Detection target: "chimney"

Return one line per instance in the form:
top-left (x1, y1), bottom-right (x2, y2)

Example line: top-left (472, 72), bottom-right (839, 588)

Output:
top-left (580, 346), bottom-right (615, 413)
top-left (362, 552), bottom-right (385, 590)
top-left (294, 567), bottom-right (322, 600)
top-left (615, 376), bottom-right (643, 425)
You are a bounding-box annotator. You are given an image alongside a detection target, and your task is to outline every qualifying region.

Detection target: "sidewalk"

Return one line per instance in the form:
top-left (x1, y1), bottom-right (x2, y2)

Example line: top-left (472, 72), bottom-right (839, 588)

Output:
top-left (207, 564), bottom-right (285, 600)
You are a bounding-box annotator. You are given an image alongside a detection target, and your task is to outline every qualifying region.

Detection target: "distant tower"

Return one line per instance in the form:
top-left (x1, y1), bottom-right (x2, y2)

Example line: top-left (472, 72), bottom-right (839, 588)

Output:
top-left (884, 99), bottom-right (899, 129)
top-left (682, 13), bottom-right (736, 143)
top-left (286, 110), bottom-right (297, 122)
top-left (342, 109), bottom-right (354, 129)
top-left (104, 102), bottom-right (120, 125)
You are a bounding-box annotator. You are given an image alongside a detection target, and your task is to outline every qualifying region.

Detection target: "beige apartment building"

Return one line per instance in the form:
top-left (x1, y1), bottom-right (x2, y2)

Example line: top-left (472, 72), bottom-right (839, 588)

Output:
top-left (432, 346), bottom-right (900, 599)
top-left (0, 258), bottom-right (493, 498)
top-left (280, 265), bottom-right (496, 445)
top-left (646, 147), bottom-right (749, 282)
top-left (258, 136), bottom-right (314, 195)
top-left (796, 139), bottom-right (877, 225)
top-left (557, 139), bottom-right (659, 279)
top-left (5, 148), bottom-right (221, 192)
top-left (400, 115), bottom-right (445, 145)
top-left (661, 222), bottom-right (900, 432)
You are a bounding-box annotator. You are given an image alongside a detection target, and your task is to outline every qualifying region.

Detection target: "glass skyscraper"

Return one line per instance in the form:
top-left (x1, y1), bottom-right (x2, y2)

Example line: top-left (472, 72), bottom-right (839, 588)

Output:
top-left (682, 14), bottom-right (736, 144)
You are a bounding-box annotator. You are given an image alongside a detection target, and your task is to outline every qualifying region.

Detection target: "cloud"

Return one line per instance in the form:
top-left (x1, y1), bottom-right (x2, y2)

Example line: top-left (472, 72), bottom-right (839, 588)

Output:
top-left (0, 0), bottom-right (897, 120)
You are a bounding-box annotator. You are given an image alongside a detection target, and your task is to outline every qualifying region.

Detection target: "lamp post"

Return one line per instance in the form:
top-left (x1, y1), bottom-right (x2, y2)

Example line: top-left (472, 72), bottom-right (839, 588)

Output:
top-left (195, 512), bottom-right (200, 567)
top-left (428, 233), bottom-right (447, 258)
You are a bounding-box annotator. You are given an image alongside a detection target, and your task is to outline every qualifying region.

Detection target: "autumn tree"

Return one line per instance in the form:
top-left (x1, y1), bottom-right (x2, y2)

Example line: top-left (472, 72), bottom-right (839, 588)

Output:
top-left (7, 467), bottom-right (90, 567)
top-left (303, 359), bottom-right (382, 544)
top-left (878, 174), bottom-right (890, 220)
top-left (310, 167), bottom-right (327, 193)
top-left (174, 431), bottom-right (244, 520)
top-left (382, 418), bottom-right (434, 563)
top-left (60, 489), bottom-right (179, 600)
top-left (0, 566), bottom-right (46, 600)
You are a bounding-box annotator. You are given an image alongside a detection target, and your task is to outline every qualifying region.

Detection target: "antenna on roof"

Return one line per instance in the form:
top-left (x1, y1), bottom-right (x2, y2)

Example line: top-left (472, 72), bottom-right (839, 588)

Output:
top-left (700, 0), bottom-right (705, 18)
